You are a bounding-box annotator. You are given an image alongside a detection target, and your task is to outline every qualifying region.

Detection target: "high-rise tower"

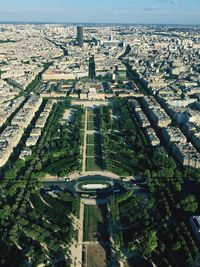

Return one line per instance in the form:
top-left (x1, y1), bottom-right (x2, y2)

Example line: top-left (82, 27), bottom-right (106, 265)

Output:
top-left (77, 26), bottom-right (83, 47)
top-left (89, 55), bottom-right (96, 79)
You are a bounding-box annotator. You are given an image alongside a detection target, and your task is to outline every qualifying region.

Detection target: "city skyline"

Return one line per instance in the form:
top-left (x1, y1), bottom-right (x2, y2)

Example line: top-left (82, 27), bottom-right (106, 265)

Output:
top-left (0, 0), bottom-right (200, 25)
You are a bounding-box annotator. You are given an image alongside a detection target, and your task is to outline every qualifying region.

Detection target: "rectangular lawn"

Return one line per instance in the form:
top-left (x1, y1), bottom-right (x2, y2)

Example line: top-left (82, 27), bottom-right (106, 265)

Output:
top-left (83, 205), bottom-right (108, 242)
top-left (86, 157), bottom-right (102, 171)
top-left (86, 144), bottom-right (95, 157)
top-left (87, 134), bottom-right (94, 144)
top-left (87, 121), bottom-right (94, 131)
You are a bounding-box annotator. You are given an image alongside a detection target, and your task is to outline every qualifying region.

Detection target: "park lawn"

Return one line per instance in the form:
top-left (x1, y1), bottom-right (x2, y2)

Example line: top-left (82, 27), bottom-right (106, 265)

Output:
top-left (87, 109), bottom-right (94, 115)
top-left (44, 156), bottom-right (79, 175)
top-left (43, 194), bottom-right (73, 213)
top-left (88, 114), bottom-right (95, 121)
top-left (86, 144), bottom-right (95, 157)
top-left (87, 144), bottom-right (102, 157)
top-left (87, 121), bottom-right (95, 131)
top-left (87, 134), bottom-right (94, 144)
top-left (86, 157), bottom-right (102, 171)
top-left (51, 149), bottom-right (70, 158)
top-left (31, 194), bottom-right (72, 226)
top-left (83, 205), bottom-right (108, 242)
top-left (108, 164), bottom-right (130, 176)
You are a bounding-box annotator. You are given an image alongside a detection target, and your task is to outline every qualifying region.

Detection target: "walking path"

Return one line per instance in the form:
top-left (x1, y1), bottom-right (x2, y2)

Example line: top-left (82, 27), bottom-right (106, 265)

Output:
top-left (82, 198), bottom-right (108, 206)
top-left (44, 170), bottom-right (134, 182)
top-left (70, 200), bottom-right (84, 267)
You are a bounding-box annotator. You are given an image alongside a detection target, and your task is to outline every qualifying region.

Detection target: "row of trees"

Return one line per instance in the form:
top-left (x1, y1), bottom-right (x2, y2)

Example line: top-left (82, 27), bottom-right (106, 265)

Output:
top-left (101, 98), bottom-right (148, 176)
top-left (106, 98), bottom-right (200, 266)
top-left (0, 99), bottom-right (80, 266)
top-left (29, 101), bottom-right (84, 177)
top-left (111, 186), bottom-right (199, 266)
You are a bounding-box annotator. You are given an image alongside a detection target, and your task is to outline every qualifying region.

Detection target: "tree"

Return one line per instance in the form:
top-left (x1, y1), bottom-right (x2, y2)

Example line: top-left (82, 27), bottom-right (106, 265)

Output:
top-left (34, 161), bottom-right (42, 171)
top-left (137, 230), bottom-right (158, 257)
top-left (179, 195), bottom-right (198, 213)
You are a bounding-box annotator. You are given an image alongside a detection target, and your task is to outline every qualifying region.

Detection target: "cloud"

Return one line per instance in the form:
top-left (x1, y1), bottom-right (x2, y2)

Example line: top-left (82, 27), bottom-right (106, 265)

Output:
top-left (143, 7), bottom-right (159, 11)
top-left (158, 0), bottom-right (179, 4)
top-left (171, 0), bottom-right (179, 4)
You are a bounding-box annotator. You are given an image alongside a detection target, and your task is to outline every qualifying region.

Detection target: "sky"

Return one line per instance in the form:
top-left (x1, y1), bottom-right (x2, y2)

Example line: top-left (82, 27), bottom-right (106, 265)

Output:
top-left (0, 0), bottom-right (199, 25)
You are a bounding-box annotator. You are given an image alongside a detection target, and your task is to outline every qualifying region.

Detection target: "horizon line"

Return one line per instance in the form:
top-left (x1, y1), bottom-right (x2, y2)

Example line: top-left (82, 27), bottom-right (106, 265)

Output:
top-left (0, 20), bottom-right (199, 27)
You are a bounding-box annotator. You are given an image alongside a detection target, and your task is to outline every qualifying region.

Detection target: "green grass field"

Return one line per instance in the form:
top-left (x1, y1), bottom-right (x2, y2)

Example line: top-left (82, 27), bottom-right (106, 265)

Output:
top-left (87, 121), bottom-right (95, 131)
top-left (86, 108), bottom-right (104, 170)
top-left (86, 157), bottom-right (102, 171)
top-left (109, 164), bottom-right (130, 176)
top-left (87, 134), bottom-right (94, 144)
top-left (44, 156), bottom-right (79, 175)
top-left (87, 109), bottom-right (94, 115)
top-left (88, 114), bottom-right (95, 121)
top-left (87, 144), bottom-right (102, 157)
top-left (86, 145), bottom-right (95, 156)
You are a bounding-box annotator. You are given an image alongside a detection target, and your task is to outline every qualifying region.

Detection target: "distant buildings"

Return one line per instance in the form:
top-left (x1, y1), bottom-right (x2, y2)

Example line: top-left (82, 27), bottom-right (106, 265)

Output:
top-left (0, 95), bottom-right (42, 167)
top-left (77, 26), bottom-right (83, 47)
top-left (1, 23), bottom-right (200, 172)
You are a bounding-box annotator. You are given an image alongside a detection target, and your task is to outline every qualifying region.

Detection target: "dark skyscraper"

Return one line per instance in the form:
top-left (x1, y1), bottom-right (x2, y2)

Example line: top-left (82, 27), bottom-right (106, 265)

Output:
top-left (77, 26), bottom-right (83, 47)
top-left (89, 55), bottom-right (96, 79)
